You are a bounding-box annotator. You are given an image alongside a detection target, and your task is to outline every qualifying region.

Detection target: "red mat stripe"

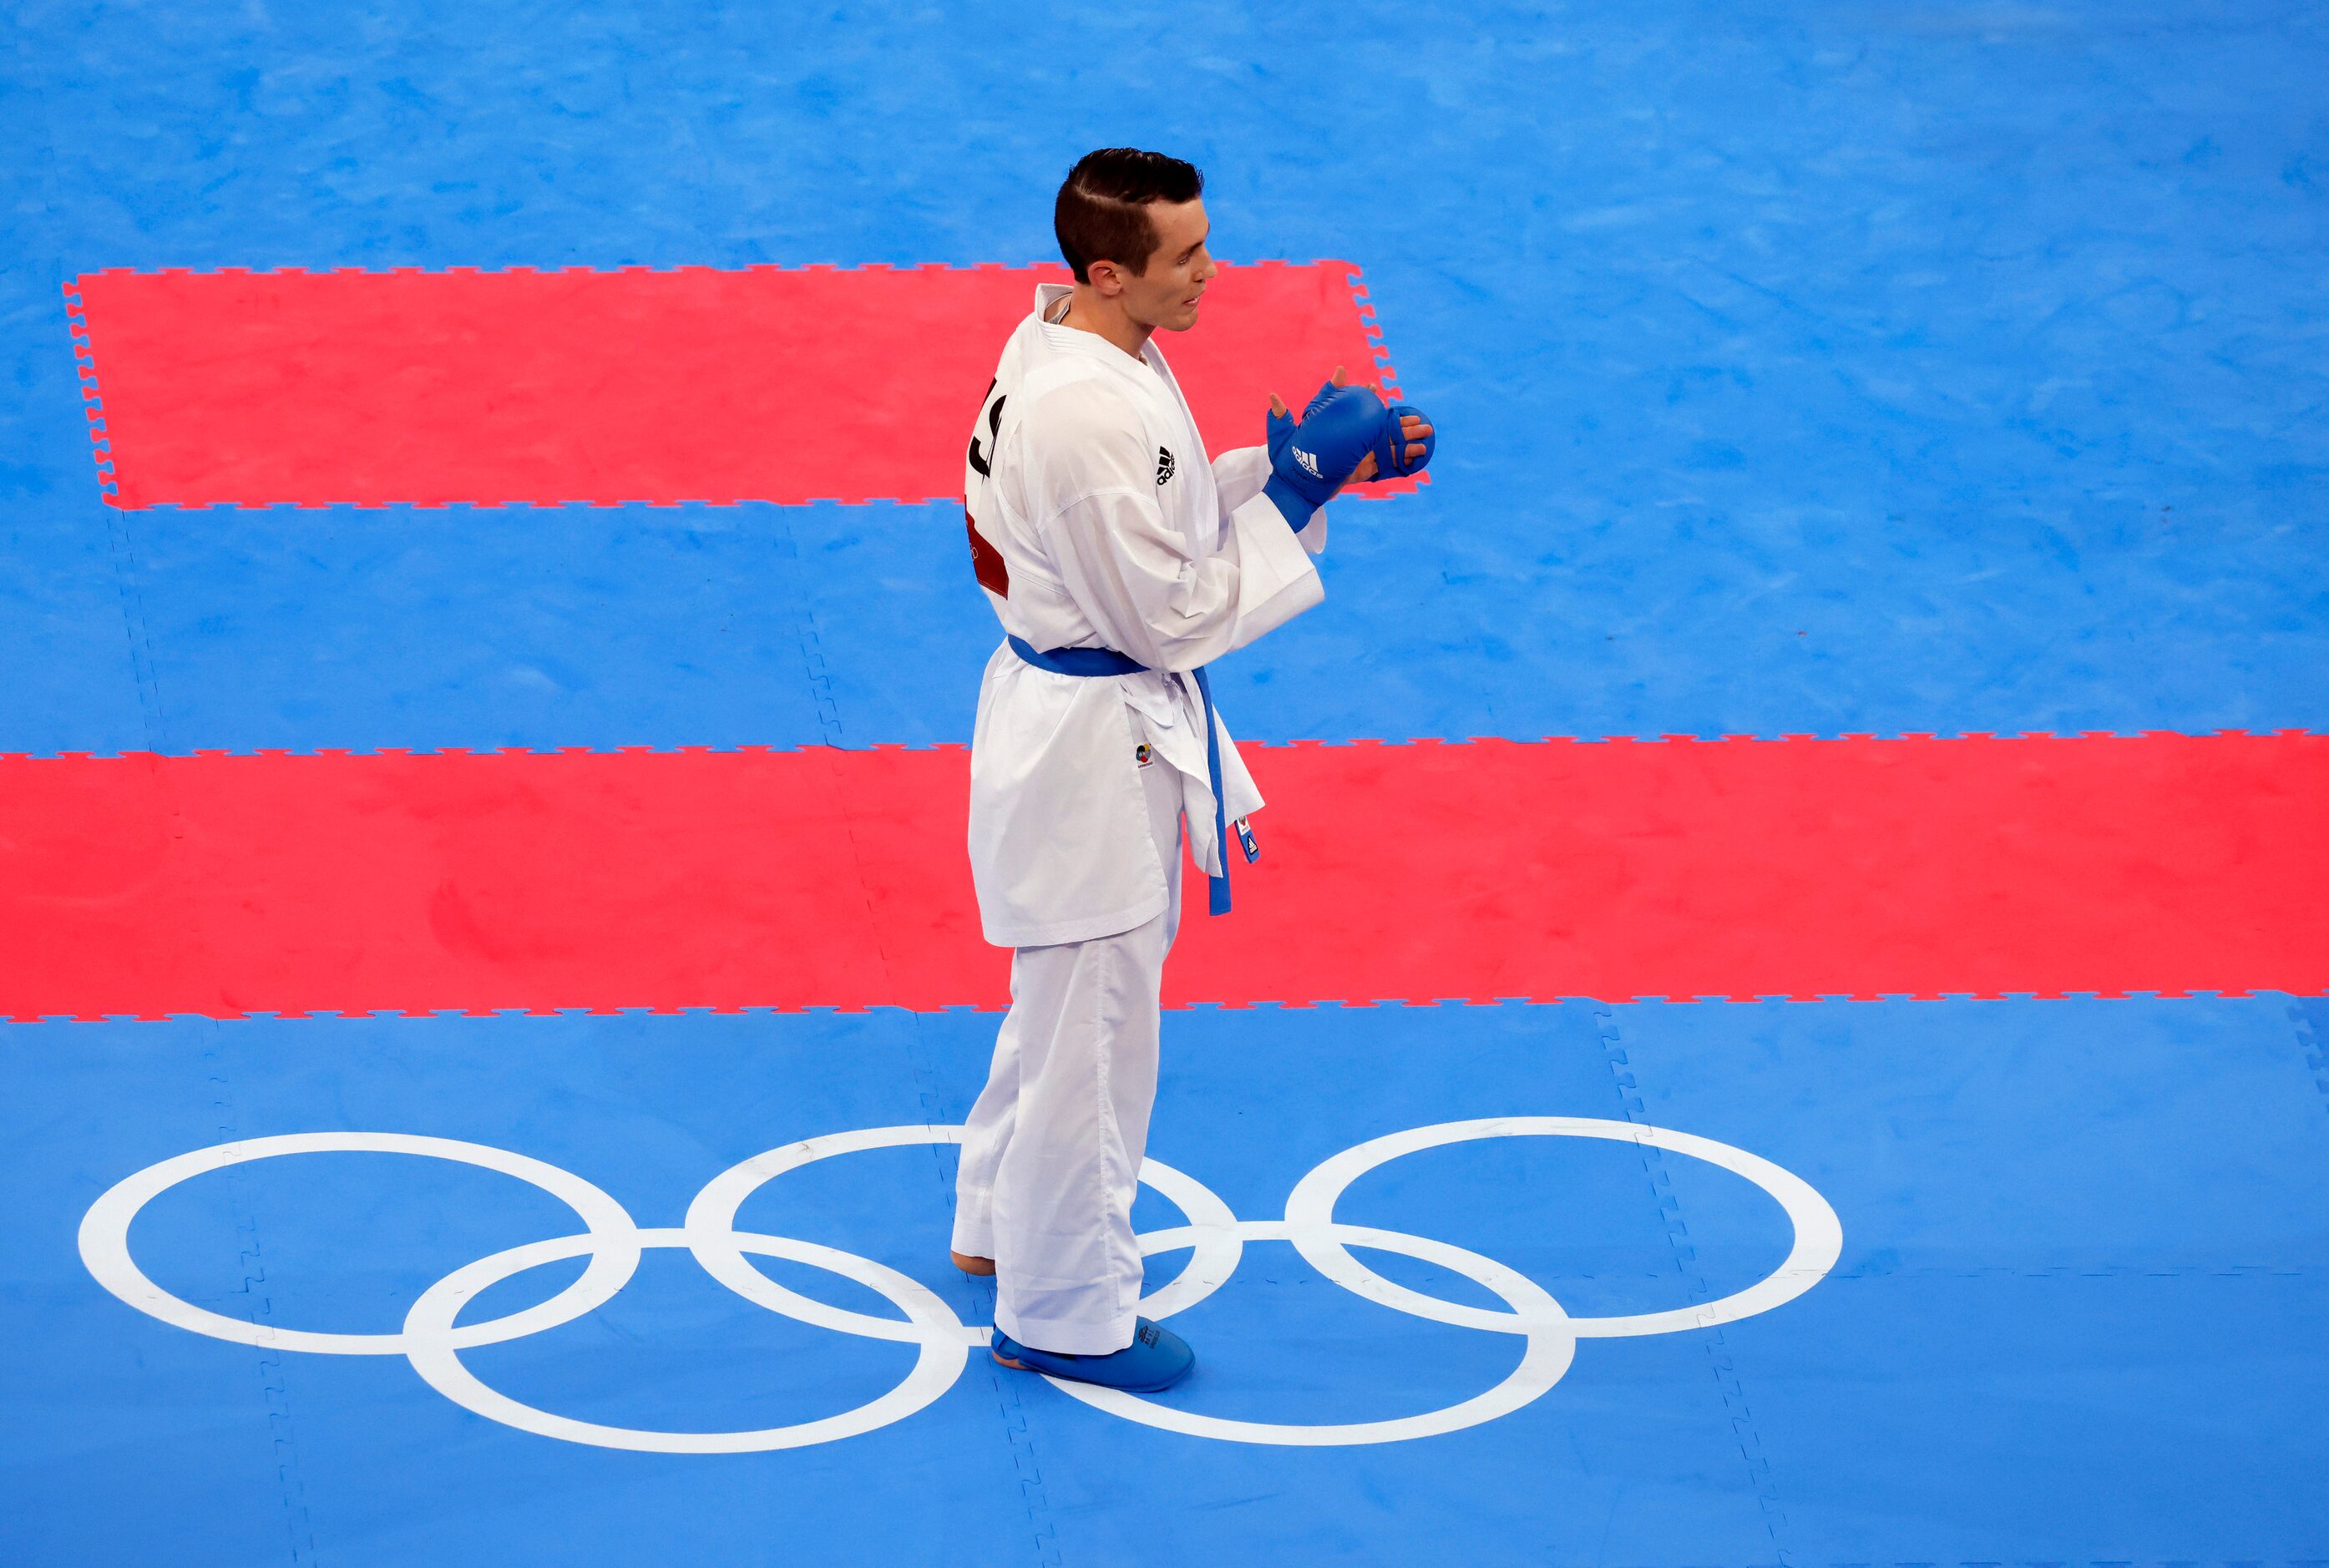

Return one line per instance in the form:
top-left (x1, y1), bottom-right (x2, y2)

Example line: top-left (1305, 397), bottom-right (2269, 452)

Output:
top-left (63, 262), bottom-right (1418, 509)
top-left (4, 735), bottom-right (2321, 1019)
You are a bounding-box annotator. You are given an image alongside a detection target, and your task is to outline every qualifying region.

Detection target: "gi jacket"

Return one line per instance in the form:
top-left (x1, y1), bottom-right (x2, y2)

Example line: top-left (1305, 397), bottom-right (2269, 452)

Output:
top-left (964, 283), bottom-right (1329, 948)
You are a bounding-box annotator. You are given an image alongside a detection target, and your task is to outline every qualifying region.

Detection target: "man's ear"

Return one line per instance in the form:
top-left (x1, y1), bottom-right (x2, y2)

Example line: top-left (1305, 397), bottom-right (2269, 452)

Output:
top-left (1086, 258), bottom-right (1126, 297)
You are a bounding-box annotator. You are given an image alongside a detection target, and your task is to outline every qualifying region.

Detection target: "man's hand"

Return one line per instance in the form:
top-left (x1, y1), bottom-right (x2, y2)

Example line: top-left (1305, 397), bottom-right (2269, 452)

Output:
top-left (1358, 408), bottom-right (1435, 483)
top-left (1260, 367), bottom-right (1387, 529)
top-left (1268, 366), bottom-right (1436, 491)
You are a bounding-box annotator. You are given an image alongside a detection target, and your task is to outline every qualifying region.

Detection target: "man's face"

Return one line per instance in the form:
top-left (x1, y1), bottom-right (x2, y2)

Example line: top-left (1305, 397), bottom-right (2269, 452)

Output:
top-left (1115, 198), bottom-right (1216, 332)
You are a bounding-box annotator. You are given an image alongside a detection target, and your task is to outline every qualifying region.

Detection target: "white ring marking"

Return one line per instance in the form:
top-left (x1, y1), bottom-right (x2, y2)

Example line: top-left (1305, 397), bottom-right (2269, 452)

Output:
top-left (1283, 1116), bottom-right (1843, 1338)
top-left (403, 1227), bottom-right (968, 1454)
top-left (78, 1119), bottom-right (1840, 1450)
top-left (77, 1132), bottom-right (640, 1356)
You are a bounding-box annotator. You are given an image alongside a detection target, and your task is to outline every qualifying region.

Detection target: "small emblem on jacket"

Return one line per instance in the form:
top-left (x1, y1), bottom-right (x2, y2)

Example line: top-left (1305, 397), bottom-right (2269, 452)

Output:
top-left (1156, 446), bottom-right (1176, 486)
top-left (1135, 742), bottom-right (1154, 767)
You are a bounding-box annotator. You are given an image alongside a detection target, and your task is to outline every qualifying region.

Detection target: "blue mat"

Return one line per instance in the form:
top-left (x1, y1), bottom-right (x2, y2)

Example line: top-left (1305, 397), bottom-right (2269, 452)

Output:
top-left (3, 997), bottom-right (2323, 1561)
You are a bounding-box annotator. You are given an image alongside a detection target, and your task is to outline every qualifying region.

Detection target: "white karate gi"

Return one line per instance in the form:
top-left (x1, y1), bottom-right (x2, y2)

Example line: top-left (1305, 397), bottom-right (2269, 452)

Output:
top-left (951, 284), bottom-right (1329, 1353)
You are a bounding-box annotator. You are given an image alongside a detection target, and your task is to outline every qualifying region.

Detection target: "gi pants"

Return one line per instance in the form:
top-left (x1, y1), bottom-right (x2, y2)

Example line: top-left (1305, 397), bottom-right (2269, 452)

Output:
top-left (952, 743), bottom-right (1184, 1354)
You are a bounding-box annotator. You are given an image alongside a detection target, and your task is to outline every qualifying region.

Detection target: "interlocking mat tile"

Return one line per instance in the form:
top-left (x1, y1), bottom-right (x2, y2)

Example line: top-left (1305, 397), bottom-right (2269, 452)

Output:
top-left (67, 262), bottom-right (1416, 508)
top-left (7, 732), bottom-right (2323, 1019)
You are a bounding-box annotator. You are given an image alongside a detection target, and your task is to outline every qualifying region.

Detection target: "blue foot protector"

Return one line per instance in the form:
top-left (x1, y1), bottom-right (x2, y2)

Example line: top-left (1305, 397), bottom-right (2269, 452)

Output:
top-left (992, 1319), bottom-right (1194, 1393)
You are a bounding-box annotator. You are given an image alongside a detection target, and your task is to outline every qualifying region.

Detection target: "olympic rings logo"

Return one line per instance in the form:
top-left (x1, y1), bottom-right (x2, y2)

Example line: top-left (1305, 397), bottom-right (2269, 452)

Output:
top-left (78, 1119), bottom-right (1841, 1451)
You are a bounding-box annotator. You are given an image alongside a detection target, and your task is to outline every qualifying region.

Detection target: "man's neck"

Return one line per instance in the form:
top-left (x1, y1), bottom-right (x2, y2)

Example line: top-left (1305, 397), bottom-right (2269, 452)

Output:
top-left (1058, 284), bottom-right (1152, 361)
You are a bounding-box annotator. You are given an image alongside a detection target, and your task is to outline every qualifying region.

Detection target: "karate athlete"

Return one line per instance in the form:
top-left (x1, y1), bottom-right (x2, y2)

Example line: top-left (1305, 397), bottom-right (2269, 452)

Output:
top-left (949, 149), bottom-right (1434, 1393)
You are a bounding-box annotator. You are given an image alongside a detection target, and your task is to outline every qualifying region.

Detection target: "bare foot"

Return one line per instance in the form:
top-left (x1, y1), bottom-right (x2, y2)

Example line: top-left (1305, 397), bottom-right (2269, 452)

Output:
top-left (950, 1250), bottom-right (995, 1276)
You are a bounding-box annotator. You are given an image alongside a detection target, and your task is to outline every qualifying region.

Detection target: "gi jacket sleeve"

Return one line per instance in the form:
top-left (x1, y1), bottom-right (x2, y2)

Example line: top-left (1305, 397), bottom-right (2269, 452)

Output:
top-left (1035, 389), bottom-right (1324, 673)
top-left (1212, 445), bottom-right (1329, 558)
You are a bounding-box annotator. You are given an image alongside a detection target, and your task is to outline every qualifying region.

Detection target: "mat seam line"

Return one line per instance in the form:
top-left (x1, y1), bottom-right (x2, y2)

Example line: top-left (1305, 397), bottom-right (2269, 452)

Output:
top-left (2291, 996), bottom-right (2329, 1126)
top-left (63, 281), bottom-right (124, 503)
top-left (11, 731), bottom-right (2325, 764)
top-left (105, 463), bottom-right (316, 1558)
top-left (205, 1020), bottom-right (318, 1565)
top-left (70, 257), bottom-right (1335, 279)
top-left (101, 493), bottom-right (168, 755)
top-left (1597, 1003), bottom-right (1795, 1565)
top-left (19, 997), bottom-right (2329, 1028)
top-left (85, 493), bottom-right (1421, 512)
top-left (1339, 260), bottom-right (1429, 494)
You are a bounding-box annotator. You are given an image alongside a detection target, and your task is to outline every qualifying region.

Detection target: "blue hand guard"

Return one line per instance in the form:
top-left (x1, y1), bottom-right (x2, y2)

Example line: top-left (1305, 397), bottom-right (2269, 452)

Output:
top-left (1263, 382), bottom-right (1385, 528)
top-left (1299, 377), bottom-right (1346, 421)
top-left (1263, 403), bottom-right (1303, 529)
top-left (1368, 400), bottom-right (1435, 480)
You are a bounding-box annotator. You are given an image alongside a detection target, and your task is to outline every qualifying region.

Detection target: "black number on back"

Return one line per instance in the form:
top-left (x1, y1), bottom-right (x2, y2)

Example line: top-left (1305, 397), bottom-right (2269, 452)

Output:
top-left (967, 380), bottom-right (1006, 478)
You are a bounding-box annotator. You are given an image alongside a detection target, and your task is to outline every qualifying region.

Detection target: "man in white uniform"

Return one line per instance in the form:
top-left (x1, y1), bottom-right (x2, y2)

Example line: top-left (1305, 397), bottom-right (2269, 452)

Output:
top-left (949, 149), bottom-right (1434, 1392)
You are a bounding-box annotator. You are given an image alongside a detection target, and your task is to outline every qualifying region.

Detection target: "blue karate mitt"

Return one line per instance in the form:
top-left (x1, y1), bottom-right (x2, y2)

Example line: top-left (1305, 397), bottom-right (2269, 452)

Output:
top-left (1367, 400), bottom-right (1435, 480)
top-left (1263, 379), bottom-right (1386, 525)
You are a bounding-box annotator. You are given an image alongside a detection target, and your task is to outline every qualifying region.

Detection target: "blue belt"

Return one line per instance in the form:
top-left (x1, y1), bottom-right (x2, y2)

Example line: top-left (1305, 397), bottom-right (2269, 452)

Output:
top-left (1006, 634), bottom-right (1242, 916)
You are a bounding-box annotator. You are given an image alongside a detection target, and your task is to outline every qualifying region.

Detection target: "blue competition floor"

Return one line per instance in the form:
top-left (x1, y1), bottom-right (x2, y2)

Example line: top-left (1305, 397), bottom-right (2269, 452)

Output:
top-left (4, 3), bottom-right (2326, 1564)
top-left (6, 1000), bottom-right (2327, 1561)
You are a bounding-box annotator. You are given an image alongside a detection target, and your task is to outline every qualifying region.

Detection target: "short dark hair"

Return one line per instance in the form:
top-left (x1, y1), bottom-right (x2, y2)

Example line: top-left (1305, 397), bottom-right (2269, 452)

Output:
top-left (1054, 149), bottom-right (1204, 284)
